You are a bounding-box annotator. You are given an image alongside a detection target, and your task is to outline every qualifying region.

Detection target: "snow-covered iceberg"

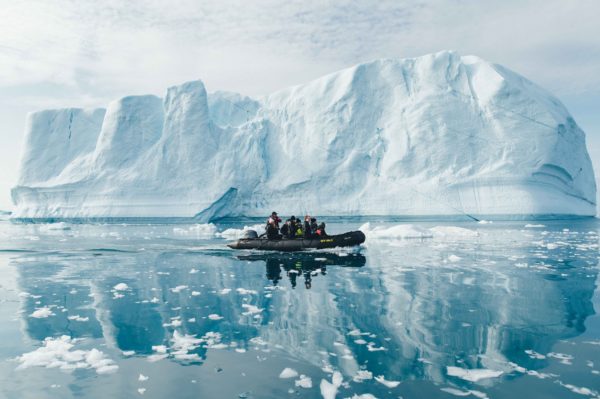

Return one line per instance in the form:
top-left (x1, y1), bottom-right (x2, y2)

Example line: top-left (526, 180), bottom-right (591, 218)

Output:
top-left (11, 51), bottom-right (596, 220)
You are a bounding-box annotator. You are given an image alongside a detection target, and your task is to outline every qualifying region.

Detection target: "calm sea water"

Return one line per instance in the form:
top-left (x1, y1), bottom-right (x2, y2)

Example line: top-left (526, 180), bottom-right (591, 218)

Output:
top-left (0, 217), bottom-right (598, 399)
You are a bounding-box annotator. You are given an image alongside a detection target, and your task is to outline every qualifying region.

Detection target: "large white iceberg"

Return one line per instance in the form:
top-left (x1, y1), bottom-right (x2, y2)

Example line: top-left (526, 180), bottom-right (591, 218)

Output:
top-left (11, 51), bottom-right (596, 220)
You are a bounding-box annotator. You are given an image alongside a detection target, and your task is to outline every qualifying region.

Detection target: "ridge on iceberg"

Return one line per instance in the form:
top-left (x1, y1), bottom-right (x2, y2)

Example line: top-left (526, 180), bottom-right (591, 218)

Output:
top-left (11, 51), bottom-right (596, 220)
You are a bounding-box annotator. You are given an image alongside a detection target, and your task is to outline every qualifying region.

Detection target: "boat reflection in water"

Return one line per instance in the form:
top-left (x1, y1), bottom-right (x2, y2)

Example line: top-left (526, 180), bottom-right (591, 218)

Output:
top-left (237, 252), bottom-right (366, 289)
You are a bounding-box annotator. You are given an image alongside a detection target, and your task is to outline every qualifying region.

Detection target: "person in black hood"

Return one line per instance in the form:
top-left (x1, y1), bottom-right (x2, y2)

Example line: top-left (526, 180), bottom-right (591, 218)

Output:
top-left (303, 215), bottom-right (313, 238)
top-left (310, 217), bottom-right (318, 234)
top-left (280, 219), bottom-right (294, 239)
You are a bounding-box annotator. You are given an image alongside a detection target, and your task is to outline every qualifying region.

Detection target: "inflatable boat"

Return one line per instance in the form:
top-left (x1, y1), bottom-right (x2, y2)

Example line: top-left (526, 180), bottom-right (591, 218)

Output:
top-left (227, 230), bottom-right (366, 252)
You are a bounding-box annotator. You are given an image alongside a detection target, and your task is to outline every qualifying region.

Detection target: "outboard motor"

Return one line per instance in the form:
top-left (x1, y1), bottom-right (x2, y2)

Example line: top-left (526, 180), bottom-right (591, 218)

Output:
top-left (241, 229), bottom-right (258, 239)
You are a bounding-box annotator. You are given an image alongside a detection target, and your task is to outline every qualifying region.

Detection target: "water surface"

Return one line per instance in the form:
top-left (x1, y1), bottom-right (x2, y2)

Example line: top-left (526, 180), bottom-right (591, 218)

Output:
top-left (0, 217), bottom-right (598, 398)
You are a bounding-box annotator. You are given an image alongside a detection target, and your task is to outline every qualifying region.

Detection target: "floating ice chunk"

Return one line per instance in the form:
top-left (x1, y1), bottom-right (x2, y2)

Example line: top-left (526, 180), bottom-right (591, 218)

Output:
top-left (38, 222), bottom-right (71, 231)
top-left (15, 335), bottom-right (118, 374)
top-left (208, 314), bottom-right (223, 320)
top-left (242, 304), bottom-right (263, 315)
top-left (189, 268), bottom-right (199, 274)
top-left (217, 224), bottom-right (264, 240)
top-left (30, 307), bottom-right (54, 318)
top-left (448, 255), bottom-right (461, 263)
top-left (279, 368), bottom-right (298, 379)
top-left (171, 330), bottom-right (203, 355)
top-left (350, 394), bottom-right (378, 399)
top-left (67, 315), bottom-right (89, 322)
top-left (113, 283), bottom-right (129, 291)
top-left (295, 375), bottom-right (312, 388)
top-left (170, 285), bottom-right (188, 293)
top-left (152, 345), bottom-right (167, 353)
top-left (173, 224), bottom-right (217, 238)
top-left (353, 370), bottom-right (373, 382)
top-left (219, 288), bottom-right (232, 295)
top-left (547, 352), bottom-right (573, 365)
top-left (440, 388), bottom-right (488, 398)
top-left (320, 371), bottom-right (343, 399)
top-left (138, 388), bottom-right (146, 395)
top-left (430, 226), bottom-right (478, 238)
top-left (375, 375), bottom-right (400, 388)
top-left (191, 291), bottom-right (201, 296)
top-left (236, 288), bottom-right (258, 295)
top-left (524, 349), bottom-right (546, 359)
top-left (525, 224), bottom-right (546, 228)
top-left (360, 223), bottom-right (432, 240)
top-left (558, 382), bottom-right (596, 396)
top-left (447, 366), bottom-right (503, 382)
top-left (122, 350), bottom-right (135, 356)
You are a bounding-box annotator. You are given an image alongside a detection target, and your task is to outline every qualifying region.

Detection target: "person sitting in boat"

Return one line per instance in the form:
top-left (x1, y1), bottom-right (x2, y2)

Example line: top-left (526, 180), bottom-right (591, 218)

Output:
top-left (266, 212), bottom-right (282, 240)
top-left (315, 222), bottom-right (327, 236)
top-left (280, 219), bottom-right (294, 239)
top-left (303, 215), bottom-right (314, 238)
top-left (292, 216), bottom-right (303, 238)
top-left (310, 217), bottom-right (318, 234)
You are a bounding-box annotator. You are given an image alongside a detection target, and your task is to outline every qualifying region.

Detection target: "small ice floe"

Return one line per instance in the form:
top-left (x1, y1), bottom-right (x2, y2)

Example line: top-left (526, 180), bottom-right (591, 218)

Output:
top-left (38, 222), bottom-right (72, 232)
top-left (163, 319), bottom-right (182, 328)
top-left (137, 388), bottom-right (146, 395)
top-left (320, 371), bottom-right (343, 399)
top-left (219, 288), bottom-right (232, 295)
top-left (191, 291), bottom-right (201, 296)
top-left (216, 224), bottom-right (264, 240)
top-left (236, 288), bottom-right (258, 295)
top-left (170, 285), bottom-right (188, 293)
top-left (367, 343), bottom-right (387, 352)
top-left (360, 223), bottom-right (433, 240)
top-left (15, 335), bottom-right (118, 374)
top-left (30, 307), bottom-right (54, 318)
top-left (138, 374), bottom-right (149, 381)
top-left (546, 243), bottom-right (559, 250)
top-left (113, 283), bottom-right (129, 291)
top-left (525, 224), bottom-right (546, 228)
top-left (208, 314), bottom-right (223, 320)
top-left (295, 375), bottom-right (312, 388)
top-left (67, 315), bottom-right (89, 322)
top-left (173, 224), bottom-right (217, 238)
top-left (279, 367), bottom-right (298, 379)
top-left (122, 350), bottom-right (135, 356)
top-left (241, 304), bottom-right (263, 315)
top-left (350, 394), bottom-right (378, 399)
top-left (440, 387), bottom-right (488, 398)
top-left (375, 375), bottom-right (400, 388)
top-left (353, 370), bottom-right (373, 382)
top-left (150, 297), bottom-right (160, 303)
top-left (558, 381), bottom-right (597, 396)
top-left (188, 318), bottom-right (196, 322)
top-left (354, 339), bottom-right (367, 345)
top-left (547, 352), bottom-right (573, 365)
top-left (430, 226), bottom-right (478, 238)
top-left (524, 349), bottom-right (546, 359)
top-left (446, 366), bottom-right (503, 382)
top-left (189, 268), bottom-right (199, 274)
top-left (170, 331), bottom-right (203, 360)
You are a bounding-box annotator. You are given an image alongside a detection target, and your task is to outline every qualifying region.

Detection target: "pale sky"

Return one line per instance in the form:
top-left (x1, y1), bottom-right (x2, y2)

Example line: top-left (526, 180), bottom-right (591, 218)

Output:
top-left (0, 0), bottom-right (599, 210)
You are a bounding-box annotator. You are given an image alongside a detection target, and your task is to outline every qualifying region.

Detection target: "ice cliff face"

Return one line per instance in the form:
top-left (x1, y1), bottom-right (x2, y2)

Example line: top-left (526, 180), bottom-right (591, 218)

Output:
top-left (11, 51), bottom-right (597, 219)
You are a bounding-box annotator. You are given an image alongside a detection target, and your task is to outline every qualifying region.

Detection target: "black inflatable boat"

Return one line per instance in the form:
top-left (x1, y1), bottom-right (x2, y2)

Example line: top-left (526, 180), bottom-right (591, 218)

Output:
top-left (227, 230), bottom-right (366, 252)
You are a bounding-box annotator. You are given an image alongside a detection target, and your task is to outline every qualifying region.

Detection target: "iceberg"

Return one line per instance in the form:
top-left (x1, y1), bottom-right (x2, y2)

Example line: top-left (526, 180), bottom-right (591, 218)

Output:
top-left (11, 51), bottom-right (596, 220)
